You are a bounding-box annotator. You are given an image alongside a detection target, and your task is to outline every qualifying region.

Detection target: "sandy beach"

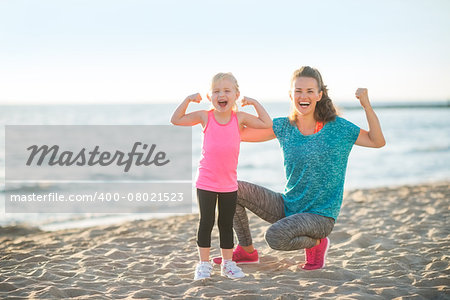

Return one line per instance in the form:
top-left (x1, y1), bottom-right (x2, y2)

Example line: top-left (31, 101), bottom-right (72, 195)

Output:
top-left (1, 182), bottom-right (449, 299)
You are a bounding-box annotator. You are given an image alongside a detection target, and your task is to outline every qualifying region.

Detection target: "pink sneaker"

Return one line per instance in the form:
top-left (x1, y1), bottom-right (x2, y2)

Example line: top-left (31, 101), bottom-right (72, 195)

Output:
top-left (301, 237), bottom-right (330, 270)
top-left (213, 245), bottom-right (259, 265)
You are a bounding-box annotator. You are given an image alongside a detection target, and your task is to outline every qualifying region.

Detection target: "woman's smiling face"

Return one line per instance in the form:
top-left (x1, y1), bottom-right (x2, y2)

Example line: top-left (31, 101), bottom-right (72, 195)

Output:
top-left (290, 77), bottom-right (323, 116)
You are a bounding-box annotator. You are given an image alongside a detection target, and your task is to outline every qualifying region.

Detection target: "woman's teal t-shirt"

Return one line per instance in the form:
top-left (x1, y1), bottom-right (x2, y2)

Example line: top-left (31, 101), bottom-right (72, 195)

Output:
top-left (273, 117), bottom-right (360, 220)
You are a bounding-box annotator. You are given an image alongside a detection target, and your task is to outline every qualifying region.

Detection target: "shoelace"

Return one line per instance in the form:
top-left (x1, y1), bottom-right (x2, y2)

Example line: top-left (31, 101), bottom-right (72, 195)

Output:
top-left (305, 247), bottom-right (316, 264)
top-left (198, 263), bottom-right (211, 273)
top-left (233, 250), bottom-right (244, 261)
top-left (223, 261), bottom-right (239, 274)
top-left (313, 240), bottom-right (327, 263)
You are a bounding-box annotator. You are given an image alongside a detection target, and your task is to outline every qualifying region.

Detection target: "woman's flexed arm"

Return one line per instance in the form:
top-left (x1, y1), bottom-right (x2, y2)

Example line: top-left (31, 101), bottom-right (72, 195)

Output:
top-left (354, 88), bottom-right (386, 148)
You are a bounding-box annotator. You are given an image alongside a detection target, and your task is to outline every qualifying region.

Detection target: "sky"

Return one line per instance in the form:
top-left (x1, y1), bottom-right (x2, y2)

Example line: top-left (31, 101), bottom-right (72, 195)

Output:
top-left (0, 0), bottom-right (449, 104)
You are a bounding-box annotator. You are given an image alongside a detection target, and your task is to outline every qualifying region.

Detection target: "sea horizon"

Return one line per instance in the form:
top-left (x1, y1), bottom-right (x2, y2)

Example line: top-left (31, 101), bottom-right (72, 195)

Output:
top-left (0, 102), bottom-right (449, 230)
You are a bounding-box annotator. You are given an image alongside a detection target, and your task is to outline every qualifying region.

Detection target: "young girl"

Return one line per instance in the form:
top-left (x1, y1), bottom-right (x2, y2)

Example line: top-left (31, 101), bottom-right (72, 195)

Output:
top-left (170, 73), bottom-right (272, 280)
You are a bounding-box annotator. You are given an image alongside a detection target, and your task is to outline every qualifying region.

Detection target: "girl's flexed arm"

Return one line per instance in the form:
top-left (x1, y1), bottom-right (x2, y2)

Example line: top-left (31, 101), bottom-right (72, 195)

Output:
top-left (237, 97), bottom-right (273, 129)
top-left (170, 93), bottom-right (208, 127)
top-left (354, 88), bottom-right (386, 148)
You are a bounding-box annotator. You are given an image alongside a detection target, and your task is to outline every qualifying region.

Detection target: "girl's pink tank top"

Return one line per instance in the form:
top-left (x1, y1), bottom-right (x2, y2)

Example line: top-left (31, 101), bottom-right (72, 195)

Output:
top-left (196, 110), bottom-right (240, 192)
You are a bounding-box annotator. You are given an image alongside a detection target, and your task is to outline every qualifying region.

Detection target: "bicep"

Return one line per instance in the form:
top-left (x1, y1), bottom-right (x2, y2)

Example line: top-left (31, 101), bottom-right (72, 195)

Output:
top-left (174, 111), bottom-right (207, 127)
top-left (240, 127), bottom-right (276, 142)
top-left (355, 129), bottom-right (376, 147)
top-left (238, 112), bottom-right (270, 129)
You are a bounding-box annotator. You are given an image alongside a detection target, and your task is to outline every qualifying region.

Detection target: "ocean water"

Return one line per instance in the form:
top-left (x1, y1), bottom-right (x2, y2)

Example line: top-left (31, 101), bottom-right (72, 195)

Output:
top-left (1, 102), bottom-right (449, 230)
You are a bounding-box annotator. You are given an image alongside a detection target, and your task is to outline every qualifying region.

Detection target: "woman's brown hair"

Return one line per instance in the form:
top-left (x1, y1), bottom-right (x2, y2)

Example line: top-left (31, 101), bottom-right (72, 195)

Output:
top-left (288, 66), bottom-right (338, 124)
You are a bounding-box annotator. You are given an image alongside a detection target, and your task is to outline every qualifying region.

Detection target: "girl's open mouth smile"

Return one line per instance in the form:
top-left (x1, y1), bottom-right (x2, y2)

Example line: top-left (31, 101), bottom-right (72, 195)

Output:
top-left (218, 100), bottom-right (228, 107)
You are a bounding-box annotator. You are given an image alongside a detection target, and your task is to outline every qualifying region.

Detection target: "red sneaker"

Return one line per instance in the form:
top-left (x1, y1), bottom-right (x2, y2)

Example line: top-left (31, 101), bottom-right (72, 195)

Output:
top-left (301, 237), bottom-right (330, 270)
top-left (212, 245), bottom-right (259, 265)
top-left (303, 246), bottom-right (316, 266)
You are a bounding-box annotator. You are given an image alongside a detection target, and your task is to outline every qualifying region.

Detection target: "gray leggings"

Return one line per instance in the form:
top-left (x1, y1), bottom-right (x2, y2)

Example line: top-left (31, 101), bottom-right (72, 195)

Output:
top-left (233, 181), bottom-right (335, 250)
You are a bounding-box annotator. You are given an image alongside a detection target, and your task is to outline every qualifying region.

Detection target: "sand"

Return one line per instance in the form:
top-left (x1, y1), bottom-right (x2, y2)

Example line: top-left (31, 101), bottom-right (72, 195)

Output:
top-left (1, 182), bottom-right (449, 299)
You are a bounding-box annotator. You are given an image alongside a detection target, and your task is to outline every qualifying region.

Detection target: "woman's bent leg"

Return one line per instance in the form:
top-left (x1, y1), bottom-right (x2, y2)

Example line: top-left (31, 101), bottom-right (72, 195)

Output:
top-left (233, 181), bottom-right (285, 247)
top-left (265, 213), bottom-right (335, 251)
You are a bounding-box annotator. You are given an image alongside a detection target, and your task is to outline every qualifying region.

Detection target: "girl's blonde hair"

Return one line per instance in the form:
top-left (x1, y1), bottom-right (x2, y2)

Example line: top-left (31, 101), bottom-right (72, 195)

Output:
top-left (211, 72), bottom-right (240, 92)
top-left (288, 66), bottom-right (338, 125)
top-left (210, 72), bottom-right (240, 111)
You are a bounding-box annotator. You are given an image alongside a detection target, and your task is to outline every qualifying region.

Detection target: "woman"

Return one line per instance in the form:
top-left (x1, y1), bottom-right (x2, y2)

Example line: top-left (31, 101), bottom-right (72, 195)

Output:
top-left (213, 66), bottom-right (385, 270)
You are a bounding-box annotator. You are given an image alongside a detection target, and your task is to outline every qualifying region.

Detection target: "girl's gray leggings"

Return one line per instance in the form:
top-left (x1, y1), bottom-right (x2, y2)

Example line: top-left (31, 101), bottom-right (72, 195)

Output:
top-left (233, 181), bottom-right (335, 250)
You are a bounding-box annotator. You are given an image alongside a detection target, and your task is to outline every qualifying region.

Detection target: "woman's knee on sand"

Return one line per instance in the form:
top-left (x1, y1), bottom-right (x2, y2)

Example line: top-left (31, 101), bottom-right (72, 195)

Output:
top-left (264, 213), bottom-right (335, 251)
